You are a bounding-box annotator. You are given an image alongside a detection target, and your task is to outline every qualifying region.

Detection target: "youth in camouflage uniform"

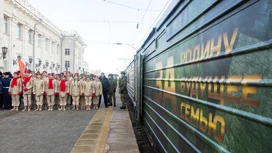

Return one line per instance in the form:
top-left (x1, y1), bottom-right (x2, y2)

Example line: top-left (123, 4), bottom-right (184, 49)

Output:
top-left (59, 75), bottom-right (69, 111)
top-left (66, 71), bottom-right (73, 109)
top-left (31, 71), bottom-right (36, 109)
top-left (9, 72), bottom-right (22, 111)
top-left (82, 77), bottom-right (95, 110)
top-left (44, 73), bottom-right (58, 111)
top-left (119, 71), bottom-right (128, 109)
top-left (108, 74), bottom-right (117, 107)
top-left (79, 74), bottom-right (86, 109)
top-left (33, 72), bottom-right (45, 111)
top-left (42, 71), bottom-right (48, 110)
top-left (93, 76), bottom-right (102, 109)
top-left (22, 70), bottom-right (33, 111)
top-left (54, 74), bottom-right (60, 110)
top-left (70, 73), bottom-right (80, 111)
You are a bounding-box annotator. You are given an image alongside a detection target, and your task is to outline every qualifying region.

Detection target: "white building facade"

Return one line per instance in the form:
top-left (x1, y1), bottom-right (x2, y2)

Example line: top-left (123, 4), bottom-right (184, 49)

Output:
top-left (0, 0), bottom-right (88, 74)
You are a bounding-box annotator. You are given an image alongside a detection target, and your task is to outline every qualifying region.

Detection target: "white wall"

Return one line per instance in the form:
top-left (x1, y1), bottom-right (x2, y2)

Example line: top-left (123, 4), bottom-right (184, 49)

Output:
top-left (0, 0), bottom-right (86, 73)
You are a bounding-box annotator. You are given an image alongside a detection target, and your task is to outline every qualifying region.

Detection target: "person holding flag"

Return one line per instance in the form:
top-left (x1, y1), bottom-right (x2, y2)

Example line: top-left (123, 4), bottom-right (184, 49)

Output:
top-left (22, 70), bottom-right (33, 111)
top-left (8, 72), bottom-right (22, 111)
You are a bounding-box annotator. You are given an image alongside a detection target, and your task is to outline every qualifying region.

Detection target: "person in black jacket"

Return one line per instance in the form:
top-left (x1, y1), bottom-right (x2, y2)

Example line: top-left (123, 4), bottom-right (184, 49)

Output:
top-left (0, 71), bottom-right (3, 109)
top-left (98, 72), bottom-right (109, 108)
top-left (2, 72), bottom-right (12, 109)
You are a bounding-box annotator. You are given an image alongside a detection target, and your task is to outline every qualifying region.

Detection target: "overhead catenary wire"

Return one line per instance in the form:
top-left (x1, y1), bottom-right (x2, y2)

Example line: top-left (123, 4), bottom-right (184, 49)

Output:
top-left (136, 0), bottom-right (171, 49)
top-left (104, 0), bottom-right (160, 12)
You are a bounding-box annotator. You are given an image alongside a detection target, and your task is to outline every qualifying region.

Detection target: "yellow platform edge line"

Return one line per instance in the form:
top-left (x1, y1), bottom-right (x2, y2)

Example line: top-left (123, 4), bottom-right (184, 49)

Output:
top-left (70, 107), bottom-right (113, 153)
top-left (93, 107), bottom-right (113, 153)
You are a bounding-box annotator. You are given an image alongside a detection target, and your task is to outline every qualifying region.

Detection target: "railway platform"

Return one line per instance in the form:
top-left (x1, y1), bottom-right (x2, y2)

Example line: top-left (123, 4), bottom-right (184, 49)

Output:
top-left (0, 93), bottom-right (139, 153)
top-left (71, 94), bottom-right (140, 153)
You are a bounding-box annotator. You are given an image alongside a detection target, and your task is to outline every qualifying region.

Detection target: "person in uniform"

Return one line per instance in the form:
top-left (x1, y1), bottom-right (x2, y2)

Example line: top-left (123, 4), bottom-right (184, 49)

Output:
top-left (70, 73), bottom-right (80, 111)
top-left (99, 72), bottom-right (109, 108)
top-left (42, 71), bottom-right (48, 110)
top-left (22, 70), bottom-right (33, 111)
top-left (33, 72), bottom-right (45, 111)
top-left (66, 71), bottom-right (73, 109)
top-left (2, 72), bottom-right (12, 109)
top-left (82, 76), bottom-right (94, 110)
top-left (119, 71), bottom-right (128, 109)
top-left (59, 74), bottom-right (69, 111)
top-left (93, 75), bottom-right (102, 109)
top-left (54, 74), bottom-right (60, 110)
top-left (108, 73), bottom-right (117, 107)
top-left (31, 71), bottom-right (36, 110)
top-left (0, 72), bottom-right (3, 109)
top-left (45, 73), bottom-right (58, 111)
top-left (79, 74), bottom-right (86, 110)
top-left (9, 72), bottom-right (22, 111)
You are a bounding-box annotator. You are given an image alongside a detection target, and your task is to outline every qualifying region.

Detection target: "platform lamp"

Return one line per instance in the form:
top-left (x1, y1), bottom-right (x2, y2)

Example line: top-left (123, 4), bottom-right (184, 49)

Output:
top-left (2, 46), bottom-right (8, 59)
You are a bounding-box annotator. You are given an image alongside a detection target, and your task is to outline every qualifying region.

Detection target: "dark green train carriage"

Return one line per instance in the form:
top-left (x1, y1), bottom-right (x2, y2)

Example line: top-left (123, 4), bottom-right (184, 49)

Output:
top-left (125, 0), bottom-right (272, 152)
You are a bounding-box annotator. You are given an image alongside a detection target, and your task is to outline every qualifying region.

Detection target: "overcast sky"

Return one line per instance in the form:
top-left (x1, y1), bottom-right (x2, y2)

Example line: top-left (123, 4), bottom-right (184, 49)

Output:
top-left (26, 0), bottom-right (171, 74)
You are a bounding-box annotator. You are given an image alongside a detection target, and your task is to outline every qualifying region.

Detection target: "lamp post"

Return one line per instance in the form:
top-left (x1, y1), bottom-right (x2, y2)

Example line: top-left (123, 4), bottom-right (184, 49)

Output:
top-left (2, 46), bottom-right (8, 59)
top-left (2, 46), bottom-right (8, 71)
top-left (33, 23), bottom-right (39, 71)
top-left (114, 43), bottom-right (137, 51)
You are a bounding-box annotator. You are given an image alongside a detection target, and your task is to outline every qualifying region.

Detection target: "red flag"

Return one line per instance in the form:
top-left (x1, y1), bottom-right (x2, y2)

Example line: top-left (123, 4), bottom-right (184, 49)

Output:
top-left (18, 58), bottom-right (25, 78)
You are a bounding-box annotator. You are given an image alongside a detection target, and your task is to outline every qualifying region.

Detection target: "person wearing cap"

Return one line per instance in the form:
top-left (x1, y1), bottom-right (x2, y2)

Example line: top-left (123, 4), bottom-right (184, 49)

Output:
top-left (108, 73), bottom-right (117, 107)
top-left (59, 74), bottom-right (70, 110)
top-left (0, 71), bottom-right (3, 108)
top-left (119, 71), bottom-right (128, 109)
top-left (93, 75), bottom-right (102, 109)
top-left (31, 71), bottom-right (36, 109)
top-left (98, 72), bottom-right (109, 108)
top-left (82, 76), bottom-right (94, 110)
top-left (44, 73), bottom-right (58, 111)
top-left (42, 70), bottom-right (48, 110)
top-left (22, 70), bottom-right (33, 111)
top-left (66, 71), bottom-right (73, 109)
top-left (33, 72), bottom-right (45, 111)
top-left (8, 72), bottom-right (22, 111)
top-left (54, 74), bottom-right (60, 110)
top-left (2, 72), bottom-right (12, 109)
top-left (70, 73), bottom-right (80, 111)
top-left (79, 74), bottom-right (86, 110)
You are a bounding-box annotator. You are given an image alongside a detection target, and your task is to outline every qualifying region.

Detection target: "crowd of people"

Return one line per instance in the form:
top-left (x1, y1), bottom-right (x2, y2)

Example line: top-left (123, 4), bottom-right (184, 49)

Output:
top-left (0, 70), bottom-right (128, 111)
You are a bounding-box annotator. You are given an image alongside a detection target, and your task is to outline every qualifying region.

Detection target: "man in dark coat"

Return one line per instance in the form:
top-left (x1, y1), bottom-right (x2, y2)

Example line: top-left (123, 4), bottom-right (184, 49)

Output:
top-left (98, 72), bottom-right (109, 107)
top-left (2, 72), bottom-right (12, 109)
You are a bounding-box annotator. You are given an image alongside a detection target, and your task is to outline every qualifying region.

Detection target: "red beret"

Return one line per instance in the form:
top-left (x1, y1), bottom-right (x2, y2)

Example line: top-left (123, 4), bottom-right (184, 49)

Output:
top-left (26, 70), bottom-right (31, 74)
top-left (13, 72), bottom-right (19, 75)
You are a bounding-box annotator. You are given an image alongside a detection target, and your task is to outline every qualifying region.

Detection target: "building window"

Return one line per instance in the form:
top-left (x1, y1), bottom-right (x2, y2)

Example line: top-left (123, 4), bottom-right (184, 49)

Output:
top-left (38, 34), bottom-right (42, 47)
top-left (3, 15), bottom-right (9, 34)
top-left (65, 49), bottom-right (70, 55)
top-left (28, 30), bottom-right (33, 44)
top-left (16, 23), bottom-right (22, 39)
top-left (65, 61), bottom-right (70, 67)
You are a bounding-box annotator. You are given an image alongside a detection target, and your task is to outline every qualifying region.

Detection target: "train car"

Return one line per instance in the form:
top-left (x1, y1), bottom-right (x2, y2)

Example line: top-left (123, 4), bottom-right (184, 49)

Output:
top-left (125, 0), bottom-right (272, 152)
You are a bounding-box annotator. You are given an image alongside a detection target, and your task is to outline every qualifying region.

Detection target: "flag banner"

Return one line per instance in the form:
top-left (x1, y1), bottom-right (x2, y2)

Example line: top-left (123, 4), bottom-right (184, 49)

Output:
top-left (18, 58), bottom-right (25, 78)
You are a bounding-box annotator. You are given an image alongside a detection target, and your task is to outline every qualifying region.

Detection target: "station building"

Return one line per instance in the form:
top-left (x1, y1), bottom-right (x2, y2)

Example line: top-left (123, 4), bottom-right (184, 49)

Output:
top-left (0, 0), bottom-right (88, 73)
